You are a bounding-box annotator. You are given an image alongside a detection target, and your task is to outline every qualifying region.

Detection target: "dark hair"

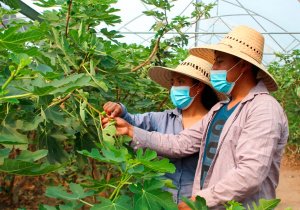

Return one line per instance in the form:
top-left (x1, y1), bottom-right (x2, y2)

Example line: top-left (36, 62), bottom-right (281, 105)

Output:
top-left (252, 65), bottom-right (259, 78)
top-left (193, 79), bottom-right (219, 110)
top-left (201, 85), bottom-right (219, 110)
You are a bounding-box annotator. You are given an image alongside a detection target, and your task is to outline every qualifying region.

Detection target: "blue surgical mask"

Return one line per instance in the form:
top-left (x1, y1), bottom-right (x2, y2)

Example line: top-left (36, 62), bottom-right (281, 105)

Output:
top-left (210, 60), bottom-right (243, 95)
top-left (170, 85), bottom-right (197, 110)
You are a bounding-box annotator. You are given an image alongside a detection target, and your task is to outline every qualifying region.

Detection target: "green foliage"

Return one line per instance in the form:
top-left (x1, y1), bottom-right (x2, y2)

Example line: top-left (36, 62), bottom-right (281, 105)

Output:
top-left (269, 50), bottom-right (300, 145)
top-left (91, 196), bottom-right (132, 210)
top-left (45, 183), bottom-right (94, 201)
top-left (184, 197), bottom-right (283, 210)
top-left (0, 26), bottom-right (44, 53)
top-left (249, 198), bottom-right (281, 210)
top-left (224, 200), bottom-right (245, 210)
top-left (0, 159), bottom-right (61, 175)
top-left (129, 179), bottom-right (178, 210)
top-left (182, 196), bottom-right (208, 210)
top-left (0, 2), bottom-right (193, 208)
top-left (0, 0), bottom-right (20, 9)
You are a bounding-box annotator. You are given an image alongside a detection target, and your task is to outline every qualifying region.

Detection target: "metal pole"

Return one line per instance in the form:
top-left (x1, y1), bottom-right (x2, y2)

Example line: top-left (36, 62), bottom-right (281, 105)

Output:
top-left (195, 0), bottom-right (201, 46)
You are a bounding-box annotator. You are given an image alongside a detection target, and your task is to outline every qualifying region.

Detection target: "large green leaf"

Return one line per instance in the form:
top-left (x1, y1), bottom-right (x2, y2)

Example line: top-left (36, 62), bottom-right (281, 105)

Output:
top-left (0, 0), bottom-right (19, 9)
top-left (0, 148), bottom-right (11, 164)
top-left (91, 196), bottom-right (132, 210)
top-left (30, 63), bottom-right (54, 75)
top-left (43, 107), bottom-right (70, 126)
top-left (38, 205), bottom-right (57, 210)
top-left (102, 120), bottom-right (117, 144)
top-left (0, 133), bottom-right (28, 145)
top-left (32, 74), bottom-right (92, 96)
top-left (50, 76), bottom-right (91, 95)
top-left (0, 125), bottom-right (28, 149)
top-left (129, 179), bottom-right (177, 210)
top-left (224, 200), bottom-right (245, 210)
top-left (136, 148), bottom-right (175, 173)
top-left (250, 198), bottom-right (281, 210)
top-left (39, 201), bottom-right (80, 210)
top-left (39, 131), bottom-right (68, 163)
top-left (46, 183), bottom-right (94, 201)
top-left (182, 196), bottom-right (209, 210)
top-left (16, 149), bottom-right (48, 162)
top-left (0, 26), bottom-right (44, 52)
top-left (16, 115), bottom-right (44, 131)
top-left (78, 147), bottom-right (128, 164)
top-left (0, 159), bottom-right (61, 175)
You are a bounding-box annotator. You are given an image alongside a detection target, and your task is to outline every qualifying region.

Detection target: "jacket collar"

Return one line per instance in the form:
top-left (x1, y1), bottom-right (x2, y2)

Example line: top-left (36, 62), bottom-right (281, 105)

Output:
top-left (166, 108), bottom-right (182, 117)
top-left (172, 108), bottom-right (182, 116)
top-left (240, 80), bottom-right (270, 104)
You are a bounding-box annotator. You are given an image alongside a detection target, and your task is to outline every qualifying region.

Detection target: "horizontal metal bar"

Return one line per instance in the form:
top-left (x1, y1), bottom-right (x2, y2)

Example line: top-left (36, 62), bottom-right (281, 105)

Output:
top-left (117, 31), bottom-right (300, 35)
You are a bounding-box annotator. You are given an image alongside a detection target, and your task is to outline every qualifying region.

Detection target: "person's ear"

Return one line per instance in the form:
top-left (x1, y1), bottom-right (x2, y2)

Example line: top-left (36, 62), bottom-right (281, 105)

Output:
top-left (240, 60), bottom-right (252, 73)
top-left (196, 82), bottom-right (205, 94)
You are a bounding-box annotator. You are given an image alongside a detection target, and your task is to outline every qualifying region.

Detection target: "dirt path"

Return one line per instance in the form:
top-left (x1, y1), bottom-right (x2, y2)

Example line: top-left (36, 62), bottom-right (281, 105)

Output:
top-left (276, 157), bottom-right (300, 210)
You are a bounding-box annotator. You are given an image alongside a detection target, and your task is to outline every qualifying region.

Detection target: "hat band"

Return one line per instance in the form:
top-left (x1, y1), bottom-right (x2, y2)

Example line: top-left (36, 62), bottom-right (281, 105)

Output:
top-left (179, 61), bottom-right (209, 78)
top-left (223, 36), bottom-right (263, 56)
top-left (219, 43), bottom-right (262, 63)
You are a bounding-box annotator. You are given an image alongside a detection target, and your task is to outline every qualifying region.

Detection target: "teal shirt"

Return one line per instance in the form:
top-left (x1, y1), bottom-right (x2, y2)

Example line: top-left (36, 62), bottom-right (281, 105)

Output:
top-left (200, 103), bottom-right (239, 188)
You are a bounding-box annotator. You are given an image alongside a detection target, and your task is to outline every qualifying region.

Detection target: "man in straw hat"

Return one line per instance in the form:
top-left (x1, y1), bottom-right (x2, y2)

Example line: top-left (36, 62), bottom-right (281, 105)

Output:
top-left (103, 25), bottom-right (288, 209)
top-left (103, 55), bottom-right (226, 203)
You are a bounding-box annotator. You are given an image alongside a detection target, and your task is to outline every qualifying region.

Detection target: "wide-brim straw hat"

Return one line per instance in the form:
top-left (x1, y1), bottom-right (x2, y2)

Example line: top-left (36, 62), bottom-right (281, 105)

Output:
top-left (148, 55), bottom-right (227, 101)
top-left (189, 25), bottom-right (278, 92)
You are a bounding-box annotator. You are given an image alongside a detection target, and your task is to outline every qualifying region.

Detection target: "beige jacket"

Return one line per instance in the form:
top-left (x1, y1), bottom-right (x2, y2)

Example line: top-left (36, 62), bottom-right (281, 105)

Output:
top-left (132, 81), bottom-right (289, 208)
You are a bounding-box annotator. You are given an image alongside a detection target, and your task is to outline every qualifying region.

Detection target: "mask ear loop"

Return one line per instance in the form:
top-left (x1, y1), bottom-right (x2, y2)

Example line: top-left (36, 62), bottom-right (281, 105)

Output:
top-left (227, 59), bottom-right (242, 73)
top-left (226, 59), bottom-right (244, 84)
top-left (191, 82), bottom-right (203, 97)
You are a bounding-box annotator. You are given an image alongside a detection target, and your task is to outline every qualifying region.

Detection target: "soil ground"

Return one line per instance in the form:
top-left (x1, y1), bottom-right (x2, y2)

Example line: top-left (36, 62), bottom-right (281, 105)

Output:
top-left (276, 155), bottom-right (300, 210)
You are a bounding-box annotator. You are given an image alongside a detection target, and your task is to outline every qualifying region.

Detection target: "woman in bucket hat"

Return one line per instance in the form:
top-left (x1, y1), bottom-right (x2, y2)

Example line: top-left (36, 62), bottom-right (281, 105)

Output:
top-left (103, 55), bottom-right (226, 203)
top-left (104, 25), bottom-right (289, 209)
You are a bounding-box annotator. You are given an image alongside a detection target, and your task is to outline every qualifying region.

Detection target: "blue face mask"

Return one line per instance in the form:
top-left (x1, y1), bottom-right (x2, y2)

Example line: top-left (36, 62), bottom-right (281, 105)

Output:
top-left (170, 85), bottom-right (197, 110)
top-left (210, 60), bottom-right (243, 95)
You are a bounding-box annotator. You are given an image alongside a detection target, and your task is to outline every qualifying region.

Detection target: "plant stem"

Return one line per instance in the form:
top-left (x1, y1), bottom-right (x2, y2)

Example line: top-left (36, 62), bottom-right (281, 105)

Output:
top-left (65, 0), bottom-right (73, 37)
top-left (1, 20), bottom-right (7, 29)
top-left (79, 199), bottom-right (93, 207)
top-left (2, 67), bottom-right (20, 91)
top-left (109, 174), bottom-right (132, 202)
top-left (0, 93), bottom-right (34, 100)
top-left (47, 92), bottom-right (73, 108)
top-left (81, 65), bottom-right (106, 91)
top-left (74, 92), bottom-right (103, 116)
top-left (131, 35), bottom-right (163, 72)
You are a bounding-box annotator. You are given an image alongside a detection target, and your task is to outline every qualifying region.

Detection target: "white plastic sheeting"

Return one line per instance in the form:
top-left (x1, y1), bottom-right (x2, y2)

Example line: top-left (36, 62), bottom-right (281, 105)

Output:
top-left (20, 0), bottom-right (300, 64)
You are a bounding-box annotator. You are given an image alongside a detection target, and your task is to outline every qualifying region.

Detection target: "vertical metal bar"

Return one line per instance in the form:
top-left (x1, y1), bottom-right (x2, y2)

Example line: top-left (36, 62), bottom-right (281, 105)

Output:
top-left (195, 0), bottom-right (201, 46)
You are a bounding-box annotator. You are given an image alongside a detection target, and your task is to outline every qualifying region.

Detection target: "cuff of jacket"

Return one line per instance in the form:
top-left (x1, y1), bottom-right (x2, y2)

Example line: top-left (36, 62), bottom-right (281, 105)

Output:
top-left (118, 103), bottom-right (127, 118)
top-left (131, 126), bottom-right (146, 150)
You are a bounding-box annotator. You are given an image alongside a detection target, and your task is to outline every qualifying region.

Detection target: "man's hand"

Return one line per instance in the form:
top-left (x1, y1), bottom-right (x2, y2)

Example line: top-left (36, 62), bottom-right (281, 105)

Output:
top-left (103, 101), bottom-right (122, 118)
top-left (178, 196), bottom-right (195, 210)
top-left (102, 117), bottom-right (133, 138)
top-left (178, 202), bottom-right (191, 210)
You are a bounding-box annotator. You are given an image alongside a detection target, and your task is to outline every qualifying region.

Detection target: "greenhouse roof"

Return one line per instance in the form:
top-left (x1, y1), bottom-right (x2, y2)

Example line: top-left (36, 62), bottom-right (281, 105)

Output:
top-left (6, 0), bottom-right (300, 64)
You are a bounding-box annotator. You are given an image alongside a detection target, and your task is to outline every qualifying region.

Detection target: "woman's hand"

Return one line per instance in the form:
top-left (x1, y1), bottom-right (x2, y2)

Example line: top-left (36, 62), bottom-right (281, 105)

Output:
top-left (103, 101), bottom-right (122, 117)
top-left (102, 117), bottom-right (133, 138)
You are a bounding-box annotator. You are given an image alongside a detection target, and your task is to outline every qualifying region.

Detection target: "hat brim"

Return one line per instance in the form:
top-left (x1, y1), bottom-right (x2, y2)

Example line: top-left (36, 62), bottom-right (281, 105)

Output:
top-left (148, 66), bottom-right (227, 101)
top-left (189, 44), bottom-right (278, 92)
